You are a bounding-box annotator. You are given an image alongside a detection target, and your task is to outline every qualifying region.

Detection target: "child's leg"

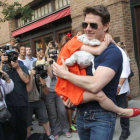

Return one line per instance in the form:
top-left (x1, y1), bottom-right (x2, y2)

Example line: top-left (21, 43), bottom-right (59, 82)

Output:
top-left (82, 90), bottom-right (133, 116)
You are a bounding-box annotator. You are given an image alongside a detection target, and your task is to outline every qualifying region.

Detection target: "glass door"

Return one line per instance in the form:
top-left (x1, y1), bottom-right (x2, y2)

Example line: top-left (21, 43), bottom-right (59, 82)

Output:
top-left (32, 37), bottom-right (43, 57)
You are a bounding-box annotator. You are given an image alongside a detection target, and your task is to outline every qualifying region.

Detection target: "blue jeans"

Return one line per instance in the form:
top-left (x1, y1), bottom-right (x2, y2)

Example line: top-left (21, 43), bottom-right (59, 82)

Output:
top-left (76, 109), bottom-right (116, 140)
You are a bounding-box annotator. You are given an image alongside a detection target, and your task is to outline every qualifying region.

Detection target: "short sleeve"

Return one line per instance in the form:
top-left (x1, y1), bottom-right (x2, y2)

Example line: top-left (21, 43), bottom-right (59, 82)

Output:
top-left (99, 45), bottom-right (123, 72)
top-left (21, 65), bottom-right (29, 75)
top-left (120, 49), bottom-right (130, 78)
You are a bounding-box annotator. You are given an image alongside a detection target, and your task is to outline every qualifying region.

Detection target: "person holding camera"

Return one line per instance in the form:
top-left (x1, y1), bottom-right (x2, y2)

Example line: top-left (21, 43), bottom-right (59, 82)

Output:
top-left (1, 50), bottom-right (29, 140)
top-left (46, 47), bottom-right (71, 140)
top-left (0, 69), bottom-right (14, 140)
top-left (26, 49), bottom-right (56, 140)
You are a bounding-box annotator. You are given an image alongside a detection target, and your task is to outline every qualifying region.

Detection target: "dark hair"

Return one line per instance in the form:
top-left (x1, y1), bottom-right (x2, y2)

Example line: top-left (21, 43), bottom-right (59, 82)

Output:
top-left (59, 35), bottom-right (71, 51)
top-left (36, 48), bottom-right (42, 52)
top-left (59, 25), bottom-right (84, 51)
top-left (83, 5), bottom-right (110, 25)
top-left (72, 25), bottom-right (84, 36)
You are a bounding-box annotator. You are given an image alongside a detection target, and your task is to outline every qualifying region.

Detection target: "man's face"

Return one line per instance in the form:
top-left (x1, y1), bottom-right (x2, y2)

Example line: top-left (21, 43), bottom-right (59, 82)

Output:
top-left (20, 46), bottom-right (26, 56)
top-left (26, 47), bottom-right (32, 56)
top-left (37, 49), bottom-right (44, 59)
top-left (10, 59), bottom-right (18, 68)
top-left (84, 13), bottom-right (109, 40)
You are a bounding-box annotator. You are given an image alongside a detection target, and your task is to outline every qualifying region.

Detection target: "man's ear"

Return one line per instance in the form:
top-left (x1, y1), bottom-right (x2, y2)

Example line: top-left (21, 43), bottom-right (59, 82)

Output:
top-left (104, 22), bottom-right (110, 32)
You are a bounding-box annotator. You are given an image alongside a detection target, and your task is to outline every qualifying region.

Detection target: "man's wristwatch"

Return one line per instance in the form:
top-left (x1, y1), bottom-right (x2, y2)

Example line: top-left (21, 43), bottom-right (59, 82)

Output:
top-left (118, 84), bottom-right (122, 89)
top-left (41, 84), bottom-right (47, 89)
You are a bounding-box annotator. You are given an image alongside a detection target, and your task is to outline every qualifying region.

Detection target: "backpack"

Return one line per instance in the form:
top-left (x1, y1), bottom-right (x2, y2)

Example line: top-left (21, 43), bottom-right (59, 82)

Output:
top-left (27, 133), bottom-right (49, 140)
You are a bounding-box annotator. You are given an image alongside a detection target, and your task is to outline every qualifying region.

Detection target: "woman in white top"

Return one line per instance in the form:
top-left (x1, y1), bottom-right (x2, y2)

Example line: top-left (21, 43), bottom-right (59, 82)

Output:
top-left (0, 70), bottom-right (14, 140)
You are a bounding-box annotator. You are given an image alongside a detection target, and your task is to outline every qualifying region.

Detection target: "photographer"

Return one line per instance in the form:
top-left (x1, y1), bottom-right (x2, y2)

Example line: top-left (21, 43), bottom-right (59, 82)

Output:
top-left (1, 50), bottom-right (29, 140)
top-left (0, 70), bottom-right (14, 140)
top-left (45, 47), bottom-right (71, 139)
top-left (26, 68), bottom-right (56, 140)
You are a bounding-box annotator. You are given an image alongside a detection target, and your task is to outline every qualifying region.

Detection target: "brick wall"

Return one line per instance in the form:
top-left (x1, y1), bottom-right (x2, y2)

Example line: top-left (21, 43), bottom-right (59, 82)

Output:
top-left (70, 0), bottom-right (140, 97)
top-left (0, 0), bottom-right (34, 45)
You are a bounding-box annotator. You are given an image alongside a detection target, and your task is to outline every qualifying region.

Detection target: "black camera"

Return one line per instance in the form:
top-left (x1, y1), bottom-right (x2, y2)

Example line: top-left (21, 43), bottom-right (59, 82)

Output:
top-left (34, 64), bottom-right (48, 79)
top-left (52, 41), bottom-right (56, 48)
top-left (0, 44), bottom-right (12, 52)
top-left (48, 50), bottom-right (58, 64)
top-left (0, 44), bottom-right (18, 64)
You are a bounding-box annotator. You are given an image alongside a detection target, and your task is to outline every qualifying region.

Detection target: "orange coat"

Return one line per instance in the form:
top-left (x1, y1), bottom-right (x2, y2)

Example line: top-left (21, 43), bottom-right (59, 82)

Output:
top-left (55, 36), bottom-right (86, 105)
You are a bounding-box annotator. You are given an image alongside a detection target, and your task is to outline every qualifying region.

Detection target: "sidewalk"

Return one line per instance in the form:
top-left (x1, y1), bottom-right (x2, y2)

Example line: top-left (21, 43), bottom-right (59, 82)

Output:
top-left (32, 98), bottom-right (140, 140)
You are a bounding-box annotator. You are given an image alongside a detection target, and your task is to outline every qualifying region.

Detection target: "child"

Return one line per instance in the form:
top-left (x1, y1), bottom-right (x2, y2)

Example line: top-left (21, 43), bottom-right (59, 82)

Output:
top-left (55, 26), bottom-right (140, 117)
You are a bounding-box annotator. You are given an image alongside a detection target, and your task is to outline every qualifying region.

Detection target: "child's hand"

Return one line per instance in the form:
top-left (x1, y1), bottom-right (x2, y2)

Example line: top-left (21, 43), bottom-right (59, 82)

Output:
top-left (104, 33), bottom-right (113, 46)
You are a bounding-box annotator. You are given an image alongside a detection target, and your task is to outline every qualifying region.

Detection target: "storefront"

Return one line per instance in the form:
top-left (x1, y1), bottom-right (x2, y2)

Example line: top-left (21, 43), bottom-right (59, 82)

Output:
top-left (12, 0), bottom-right (71, 56)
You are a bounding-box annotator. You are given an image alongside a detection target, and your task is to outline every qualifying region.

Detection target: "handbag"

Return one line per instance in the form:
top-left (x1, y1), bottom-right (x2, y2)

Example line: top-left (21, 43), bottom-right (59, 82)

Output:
top-left (0, 79), bottom-right (11, 123)
top-left (0, 104), bottom-right (11, 123)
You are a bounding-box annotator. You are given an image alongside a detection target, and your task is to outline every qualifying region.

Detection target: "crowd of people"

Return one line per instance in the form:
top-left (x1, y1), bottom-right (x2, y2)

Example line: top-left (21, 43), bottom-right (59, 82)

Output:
top-left (0, 4), bottom-right (140, 140)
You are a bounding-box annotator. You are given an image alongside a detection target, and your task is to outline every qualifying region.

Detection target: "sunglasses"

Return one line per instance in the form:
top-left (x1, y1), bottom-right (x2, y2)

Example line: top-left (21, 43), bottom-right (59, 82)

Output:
top-left (82, 22), bottom-right (98, 30)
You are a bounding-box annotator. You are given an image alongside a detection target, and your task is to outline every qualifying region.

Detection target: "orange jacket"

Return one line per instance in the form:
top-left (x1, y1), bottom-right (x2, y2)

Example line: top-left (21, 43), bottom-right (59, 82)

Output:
top-left (55, 36), bottom-right (86, 105)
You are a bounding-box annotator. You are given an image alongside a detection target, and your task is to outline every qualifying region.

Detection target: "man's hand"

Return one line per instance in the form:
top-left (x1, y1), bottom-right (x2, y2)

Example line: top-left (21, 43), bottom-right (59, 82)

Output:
top-left (30, 68), bottom-right (36, 77)
top-left (60, 96), bottom-right (74, 108)
top-left (116, 87), bottom-right (121, 95)
top-left (104, 33), bottom-right (113, 46)
top-left (0, 70), bottom-right (11, 83)
top-left (53, 57), bottom-right (69, 78)
top-left (39, 77), bottom-right (46, 86)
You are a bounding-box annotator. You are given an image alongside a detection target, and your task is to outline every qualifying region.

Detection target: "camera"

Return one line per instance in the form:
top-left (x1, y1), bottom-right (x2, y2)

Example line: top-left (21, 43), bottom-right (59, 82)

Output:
top-left (0, 44), bottom-right (18, 64)
top-left (48, 49), bottom-right (58, 64)
top-left (34, 64), bottom-right (48, 79)
top-left (51, 41), bottom-right (56, 48)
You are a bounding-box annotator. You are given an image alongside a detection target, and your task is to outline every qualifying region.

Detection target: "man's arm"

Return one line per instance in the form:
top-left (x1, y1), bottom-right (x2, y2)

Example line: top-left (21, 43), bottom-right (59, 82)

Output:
top-left (16, 66), bottom-right (29, 84)
top-left (53, 62), bottom-right (115, 93)
top-left (26, 70), bottom-right (34, 92)
top-left (40, 77), bottom-right (49, 95)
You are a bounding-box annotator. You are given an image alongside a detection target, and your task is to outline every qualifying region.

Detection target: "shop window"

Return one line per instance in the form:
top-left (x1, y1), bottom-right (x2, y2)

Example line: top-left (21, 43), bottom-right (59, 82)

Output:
top-left (45, 4), bottom-right (49, 14)
top-left (48, 3), bottom-right (52, 13)
top-left (38, 8), bottom-right (41, 18)
top-left (55, 0), bottom-right (59, 10)
top-left (55, 0), bottom-right (70, 10)
top-left (20, 41), bottom-right (31, 48)
top-left (41, 6), bottom-right (45, 16)
top-left (34, 9), bottom-right (38, 19)
top-left (32, 11), bottom-right (35, 20)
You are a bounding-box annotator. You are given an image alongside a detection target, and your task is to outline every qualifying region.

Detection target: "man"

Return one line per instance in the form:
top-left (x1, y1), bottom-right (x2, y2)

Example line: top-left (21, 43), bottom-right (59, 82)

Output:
top-left (46, 48), bottom-right (71, 140)
top-left (116, 46), bottom-right (131, 140)
top-left (0, 69), bottom-right (14, 140)
top-left (18, 45), bottom-right (31, 70)
top-left (53, 5), bottom-right (123, 140)
top-left (26, 61), bottom-right (56, 140)
top-left (1, 50), bottom-right (29, 140)
top-left (26, 46), bottom-right (37, 69)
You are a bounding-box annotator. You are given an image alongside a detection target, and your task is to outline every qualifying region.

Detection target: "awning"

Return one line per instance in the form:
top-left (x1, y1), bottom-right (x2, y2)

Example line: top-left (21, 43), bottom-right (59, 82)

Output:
top-left (12, 7), bottom-right (70, 37)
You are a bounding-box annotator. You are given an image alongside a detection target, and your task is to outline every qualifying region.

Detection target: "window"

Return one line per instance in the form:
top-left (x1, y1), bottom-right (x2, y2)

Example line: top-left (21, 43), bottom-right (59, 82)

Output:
top-left (55, 0), bottom-right (70, 10)
top-left (16, 0), bottom-right (70, 28)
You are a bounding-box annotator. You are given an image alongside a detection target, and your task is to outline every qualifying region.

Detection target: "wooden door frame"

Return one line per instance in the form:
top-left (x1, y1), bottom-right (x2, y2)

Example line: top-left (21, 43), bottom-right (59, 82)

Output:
top-left (55, 27), bottom-right (71, 42)
top-left (32, 36), bottom-right (44, 57)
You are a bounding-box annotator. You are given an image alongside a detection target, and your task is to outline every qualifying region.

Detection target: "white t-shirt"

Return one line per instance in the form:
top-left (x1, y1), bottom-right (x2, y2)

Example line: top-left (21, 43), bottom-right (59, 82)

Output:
top-left (118, 47), bottom-right (130, 95)
top-left (18, 57), bottom-right (31, 70)
top-left (0, 79), bottom-right (14, 107)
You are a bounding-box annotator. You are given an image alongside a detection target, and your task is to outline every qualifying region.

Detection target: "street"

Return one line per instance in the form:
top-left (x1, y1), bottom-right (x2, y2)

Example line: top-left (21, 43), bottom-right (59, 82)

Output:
top-left (32, 98), bottom-right (140, 140)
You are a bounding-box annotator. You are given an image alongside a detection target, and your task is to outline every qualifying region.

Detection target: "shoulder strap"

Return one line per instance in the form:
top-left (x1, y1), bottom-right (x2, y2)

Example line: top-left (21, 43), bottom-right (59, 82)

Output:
top-left (32, 60), bottom-right (37, 67)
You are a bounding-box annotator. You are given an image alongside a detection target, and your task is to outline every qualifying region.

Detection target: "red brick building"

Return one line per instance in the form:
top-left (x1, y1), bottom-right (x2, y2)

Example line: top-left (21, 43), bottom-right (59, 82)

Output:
top-left (0, 0), bottom-right (140, 97)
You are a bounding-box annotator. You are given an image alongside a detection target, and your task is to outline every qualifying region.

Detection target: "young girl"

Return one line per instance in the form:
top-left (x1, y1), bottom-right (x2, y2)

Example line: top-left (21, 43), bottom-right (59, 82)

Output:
top-left (55, 26), bottom-right (140, 117)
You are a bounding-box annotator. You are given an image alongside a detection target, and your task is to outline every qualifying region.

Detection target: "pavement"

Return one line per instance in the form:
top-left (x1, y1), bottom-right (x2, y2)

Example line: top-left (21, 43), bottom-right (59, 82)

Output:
top-left (31, 97), bottom-right (140, 140)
